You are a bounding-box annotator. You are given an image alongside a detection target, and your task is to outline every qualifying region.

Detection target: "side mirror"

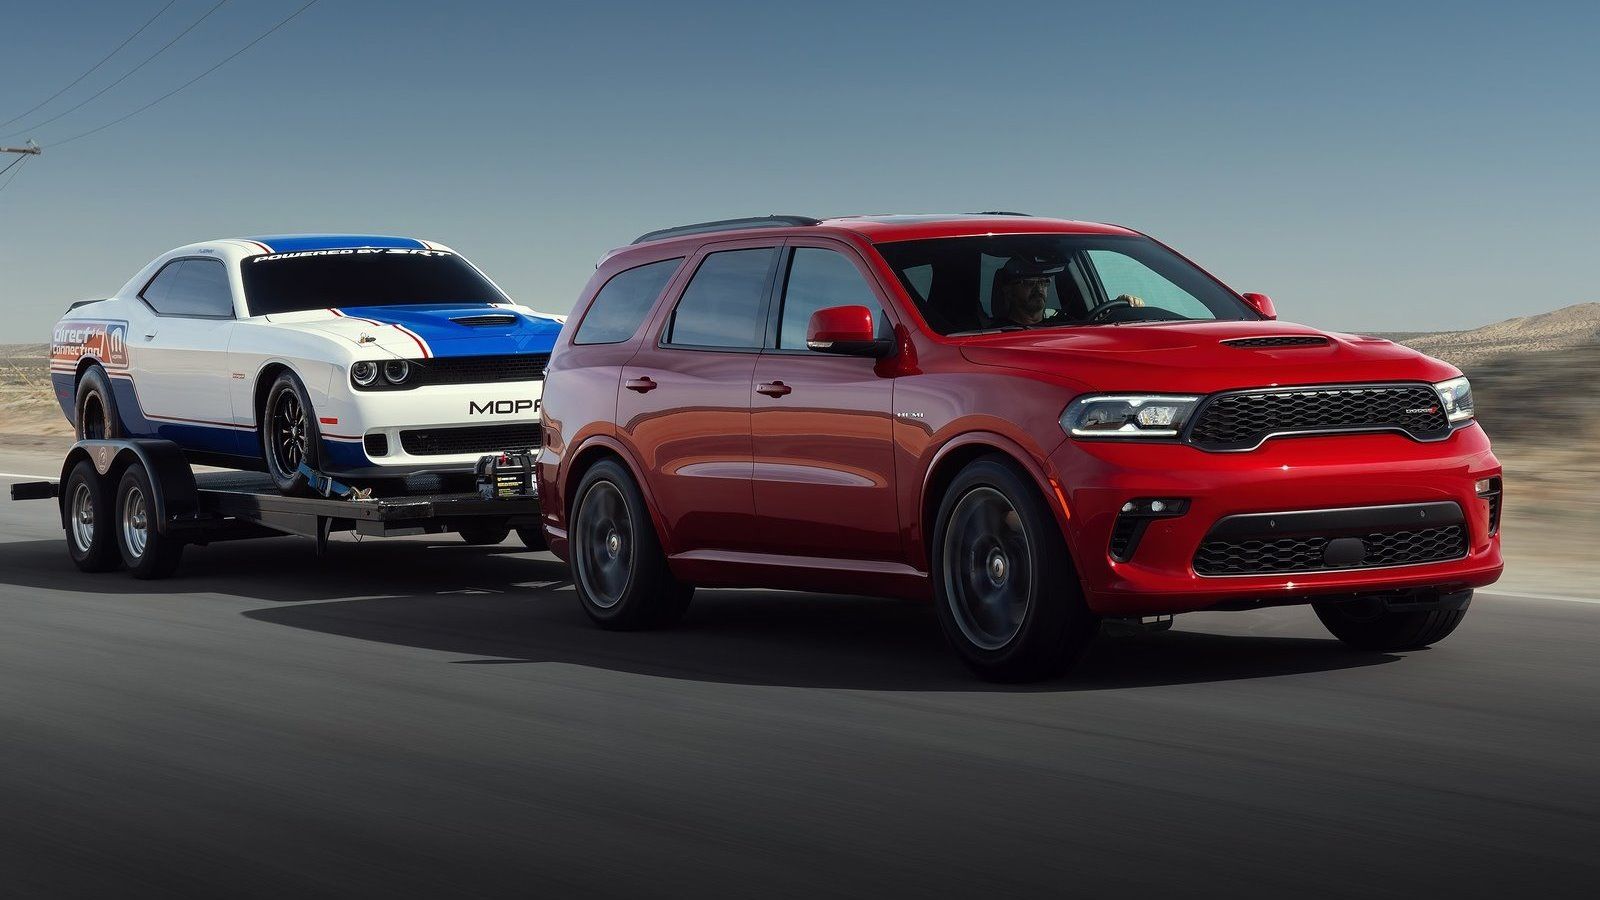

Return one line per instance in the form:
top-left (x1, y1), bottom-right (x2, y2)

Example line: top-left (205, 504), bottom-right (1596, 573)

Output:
top-left (1241, 292), bottom-right (1277, 320)
top-left (806, 305), bottom-right (892, 358)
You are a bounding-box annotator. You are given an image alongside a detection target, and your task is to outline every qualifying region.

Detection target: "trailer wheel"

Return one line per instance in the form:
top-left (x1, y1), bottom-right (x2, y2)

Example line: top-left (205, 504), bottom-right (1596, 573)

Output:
top-left (457, 523), bottom-right (511, 545)
top-left (63, 460), bottom-right (121, 572)
top-left (515, 526), bottom-right (547, 552)
top-left (115, 465), bottom-right (184, 579)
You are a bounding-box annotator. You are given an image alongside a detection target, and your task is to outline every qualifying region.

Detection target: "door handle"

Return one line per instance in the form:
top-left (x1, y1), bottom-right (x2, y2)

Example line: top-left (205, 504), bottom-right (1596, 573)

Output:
top-left (624, 376), bottom-right (657, 393)
top-left (756, 381), bottom-right (792, 398)
top-left (144, 332), bottom-right (157, 340)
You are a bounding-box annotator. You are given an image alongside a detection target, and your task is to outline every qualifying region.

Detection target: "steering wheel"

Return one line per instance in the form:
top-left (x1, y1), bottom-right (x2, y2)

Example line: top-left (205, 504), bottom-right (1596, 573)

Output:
top-left (1085, 298), bottom-right (1134, 322)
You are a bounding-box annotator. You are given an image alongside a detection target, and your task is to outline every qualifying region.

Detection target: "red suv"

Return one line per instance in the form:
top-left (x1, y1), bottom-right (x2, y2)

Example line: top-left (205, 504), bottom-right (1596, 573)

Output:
top-left (537, 214), bottom-right (1502, 680)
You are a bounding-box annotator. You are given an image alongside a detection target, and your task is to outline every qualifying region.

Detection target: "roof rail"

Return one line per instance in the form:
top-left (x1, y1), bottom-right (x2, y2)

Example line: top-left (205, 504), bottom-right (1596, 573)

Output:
top-left (632, 215), bottom-right (821, 245)
top-left (970, 210), bottom-right (1032, 217)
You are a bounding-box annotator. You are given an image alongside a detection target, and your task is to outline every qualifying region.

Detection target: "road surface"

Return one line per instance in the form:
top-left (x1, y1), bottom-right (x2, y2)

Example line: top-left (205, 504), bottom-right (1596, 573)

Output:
top-left (1, 460), bottom-right (1596, 897)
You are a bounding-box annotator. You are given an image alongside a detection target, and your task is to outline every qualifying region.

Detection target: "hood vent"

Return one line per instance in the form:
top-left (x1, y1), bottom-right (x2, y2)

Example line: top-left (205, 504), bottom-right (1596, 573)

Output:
top-left (450, 313), bottom-right (520, 327)
top-left (1222, 335), bottom-right (1330, 349)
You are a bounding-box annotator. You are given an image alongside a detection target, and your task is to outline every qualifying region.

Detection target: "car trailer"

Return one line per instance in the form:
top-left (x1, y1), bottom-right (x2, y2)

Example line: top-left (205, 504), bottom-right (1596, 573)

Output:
top-left (9, 439), bottom-right (543, 579)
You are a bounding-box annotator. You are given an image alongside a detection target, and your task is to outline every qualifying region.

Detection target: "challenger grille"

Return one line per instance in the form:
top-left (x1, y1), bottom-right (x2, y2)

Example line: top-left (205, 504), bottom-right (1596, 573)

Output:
top-left (364, 353), bottom-right (549, 390)
top-left (1193, 524), bottom-right (1467, 576)
top-left (400, 423), bottom-right (542, 456)
top-left (1186, 384), bottom-right (1450, 451)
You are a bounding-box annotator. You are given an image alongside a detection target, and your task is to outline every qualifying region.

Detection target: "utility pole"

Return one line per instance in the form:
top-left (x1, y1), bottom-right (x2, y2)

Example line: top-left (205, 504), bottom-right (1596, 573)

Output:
top-left (1, 143), bottom-right (41, 156)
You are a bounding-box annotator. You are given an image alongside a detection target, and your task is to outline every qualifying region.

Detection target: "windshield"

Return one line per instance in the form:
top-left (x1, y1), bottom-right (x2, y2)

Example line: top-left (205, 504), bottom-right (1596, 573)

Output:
top-left (240, 248), bottom-right (509, 316)
top-left (875, 234), bottom-right (1255, 334)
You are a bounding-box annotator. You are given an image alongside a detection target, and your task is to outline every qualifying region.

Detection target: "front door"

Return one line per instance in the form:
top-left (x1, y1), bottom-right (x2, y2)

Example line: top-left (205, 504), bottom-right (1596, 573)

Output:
top-left (751, 242), bottom-right (899, 561)
top-left (128, 257), bottom-right (245, 455)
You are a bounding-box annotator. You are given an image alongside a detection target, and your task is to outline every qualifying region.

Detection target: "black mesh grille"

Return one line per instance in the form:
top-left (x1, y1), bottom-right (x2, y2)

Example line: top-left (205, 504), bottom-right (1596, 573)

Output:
top-left (400, 424), bottom-right (542, 456)
top-left (1193, 524), bottom-right (1467, 576)
top-left (363, 433), bottom-right (389, 457)
top-left (359, 353), bottom-right (549, 390)
top-left (1221, 336), bottom-right (1330, 348)
top-left (1187, 384), bottom-right (1449, 450)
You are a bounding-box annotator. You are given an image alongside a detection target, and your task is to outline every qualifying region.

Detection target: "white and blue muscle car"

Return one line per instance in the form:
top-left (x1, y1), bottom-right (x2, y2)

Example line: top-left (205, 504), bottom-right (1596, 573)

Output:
top-left (50, 234), bottom-right (561, 492)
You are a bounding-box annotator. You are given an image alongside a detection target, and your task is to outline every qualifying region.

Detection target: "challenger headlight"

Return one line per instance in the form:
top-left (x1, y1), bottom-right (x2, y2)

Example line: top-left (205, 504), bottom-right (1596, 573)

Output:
top-left (1061, 395), bottom-right (1201, 439)
top-left (1433, 376), bottom-right (1475, 424)
top-left (382, 360), bottom-right (411, 384)
top-left (350, 361), bottom-right (379, 387)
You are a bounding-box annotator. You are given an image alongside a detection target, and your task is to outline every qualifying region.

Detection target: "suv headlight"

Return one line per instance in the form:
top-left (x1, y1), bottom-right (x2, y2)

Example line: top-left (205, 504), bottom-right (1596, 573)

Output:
top-left (1433, 376), bottom-right (1474, 424)
top-left (1061, 395), bottom-right (1201, 439)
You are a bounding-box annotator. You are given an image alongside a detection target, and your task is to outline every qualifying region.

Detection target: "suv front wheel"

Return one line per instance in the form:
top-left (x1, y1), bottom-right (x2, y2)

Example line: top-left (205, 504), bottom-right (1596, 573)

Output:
top-left (569, 459), bottom-right (693, 630)
top-left (931, 456), bottom-right (1099, 682)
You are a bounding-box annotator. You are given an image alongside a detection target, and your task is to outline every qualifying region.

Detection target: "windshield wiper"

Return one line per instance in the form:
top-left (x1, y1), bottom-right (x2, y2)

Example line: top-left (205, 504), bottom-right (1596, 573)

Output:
top-left (947, 324), bottom-right (1031, 336)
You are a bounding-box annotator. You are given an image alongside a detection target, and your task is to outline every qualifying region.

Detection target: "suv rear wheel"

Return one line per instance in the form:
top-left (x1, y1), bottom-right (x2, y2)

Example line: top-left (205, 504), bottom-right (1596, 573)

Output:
top-left (569, 459), bottom-right (692, 629)
top-left (931, 456), bottom-right (1099, 681)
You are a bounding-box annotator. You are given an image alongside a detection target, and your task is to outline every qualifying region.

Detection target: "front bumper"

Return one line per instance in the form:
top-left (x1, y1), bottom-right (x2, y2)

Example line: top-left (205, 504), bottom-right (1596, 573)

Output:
top-left (315, 378), bottom-right (544, 477)
top-left (1051, 424), bottom-right (1503, 616)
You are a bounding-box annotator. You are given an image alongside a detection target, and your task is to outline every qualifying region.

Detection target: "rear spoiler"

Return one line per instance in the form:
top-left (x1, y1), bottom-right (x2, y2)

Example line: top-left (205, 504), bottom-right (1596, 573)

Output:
top-left (65, 298), bottom-right (107, 313)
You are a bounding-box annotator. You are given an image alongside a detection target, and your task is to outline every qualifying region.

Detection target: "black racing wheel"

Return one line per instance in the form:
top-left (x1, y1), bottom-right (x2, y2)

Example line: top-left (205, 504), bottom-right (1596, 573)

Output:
top-left (74, 364), bottom-right (123, 440)
top-left (262, 370), bottom-right (323, 495)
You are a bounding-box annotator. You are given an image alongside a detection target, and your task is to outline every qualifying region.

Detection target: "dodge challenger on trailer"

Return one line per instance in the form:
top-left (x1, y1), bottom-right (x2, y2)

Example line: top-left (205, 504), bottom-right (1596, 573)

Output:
top-left (49, 235), bottom-right (559, 495)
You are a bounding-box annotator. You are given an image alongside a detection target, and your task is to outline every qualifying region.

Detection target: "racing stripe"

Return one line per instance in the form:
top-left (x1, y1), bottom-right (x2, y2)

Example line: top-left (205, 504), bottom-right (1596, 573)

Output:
top-left (390, 324), bottom-right (433, 358)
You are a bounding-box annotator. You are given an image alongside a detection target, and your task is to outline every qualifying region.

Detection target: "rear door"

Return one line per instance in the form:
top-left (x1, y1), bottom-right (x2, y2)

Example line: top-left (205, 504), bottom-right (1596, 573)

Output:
top-left (129, 257), bottom-right (246, 454)
top-left (615, 240), bottom-right (778, 554)
top-left (750, 239), bottom-right (900, 561)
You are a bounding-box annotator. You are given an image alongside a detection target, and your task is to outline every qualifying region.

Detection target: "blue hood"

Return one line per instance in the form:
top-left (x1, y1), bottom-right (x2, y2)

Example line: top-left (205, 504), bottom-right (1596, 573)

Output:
top-left (334, 303), bottom-right (562, 357)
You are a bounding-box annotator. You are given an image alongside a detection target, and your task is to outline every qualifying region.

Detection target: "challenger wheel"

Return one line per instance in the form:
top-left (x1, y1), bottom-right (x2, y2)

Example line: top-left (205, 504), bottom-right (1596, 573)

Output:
top-left (63, 460), bottom-right (120, 572)
top-left (1314, 594), bottom-right (1471, 651)
top-left (74, 365), bottom-right (123, 440)
top-left (569, 459), bottom-right (692, 630)
top-left (457, 523), bottom-right (511, 545)
top-left (115, 465), bottom-right (183, 579)
top-left (931, 456), bottom-right (1099, 681)
top-left (262, 370), bottom-right (323, 495)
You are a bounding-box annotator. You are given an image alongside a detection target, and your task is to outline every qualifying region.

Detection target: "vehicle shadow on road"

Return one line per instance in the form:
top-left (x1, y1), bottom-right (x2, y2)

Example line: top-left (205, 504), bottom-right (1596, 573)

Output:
top-left (0, 536), bottom-right (1399, 691)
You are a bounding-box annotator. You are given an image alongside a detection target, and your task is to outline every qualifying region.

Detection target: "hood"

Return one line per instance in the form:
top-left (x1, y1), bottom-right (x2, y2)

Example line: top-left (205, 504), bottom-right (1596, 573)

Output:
top-left (958, 320), bottom-right (1460, 393)
top-left (263, 302), bottom-right (563, 358)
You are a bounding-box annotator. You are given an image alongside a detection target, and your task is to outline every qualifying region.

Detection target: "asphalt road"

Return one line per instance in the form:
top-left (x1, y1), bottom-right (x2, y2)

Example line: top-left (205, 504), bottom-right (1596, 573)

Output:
top-left (2, 466), bottom-right (1597, 897)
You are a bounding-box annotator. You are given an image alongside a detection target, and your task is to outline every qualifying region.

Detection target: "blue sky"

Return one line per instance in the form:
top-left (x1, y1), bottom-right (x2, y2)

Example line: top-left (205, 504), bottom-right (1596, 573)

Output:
top-left (1, 0), bottom-right (1596, 337)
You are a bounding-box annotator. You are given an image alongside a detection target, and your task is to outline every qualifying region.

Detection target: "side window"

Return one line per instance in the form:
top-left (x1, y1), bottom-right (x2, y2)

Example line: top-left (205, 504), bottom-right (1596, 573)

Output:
top-left (141, 259), bottom-right (234, 317)
top-left (1085, 249), bottom-right (1212, 319)
top-left (777, 248), bottom-right (885, 350)
top-left (575, 258), bottom-right (682, 345)
top-left (665, 247), bottom-right (775, 349)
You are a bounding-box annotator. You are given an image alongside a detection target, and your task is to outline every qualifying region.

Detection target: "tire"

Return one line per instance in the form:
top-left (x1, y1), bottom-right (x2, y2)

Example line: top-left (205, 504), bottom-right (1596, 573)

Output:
top-left (74, 365), bottom-right (123, 440)
top-left (1313, 594), bottom-right (1470, 651)
top-left (457, 523), bottom-right (511, 545)
top-left (931, 456), bottom-right (1099, 682)
top-left (569, 459), bottom-right (692, 630)
top-left (63, 460), bottom-right (121, 572)
top-left (261, 370), bottom-right (323, 495)
top-left (515, 526), bottom-right (548, 552)
top-left (115, 465), bottom-right (183, 579)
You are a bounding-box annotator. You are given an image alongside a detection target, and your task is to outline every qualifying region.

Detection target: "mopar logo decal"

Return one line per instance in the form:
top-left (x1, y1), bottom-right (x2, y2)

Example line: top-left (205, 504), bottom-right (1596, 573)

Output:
top-left (469, 399), bottom-right (540, 416)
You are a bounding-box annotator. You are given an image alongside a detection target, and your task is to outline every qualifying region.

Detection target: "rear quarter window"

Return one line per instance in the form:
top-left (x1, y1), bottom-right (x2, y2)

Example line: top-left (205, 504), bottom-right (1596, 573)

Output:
top-left (574, 258), bottom-right (683, 345)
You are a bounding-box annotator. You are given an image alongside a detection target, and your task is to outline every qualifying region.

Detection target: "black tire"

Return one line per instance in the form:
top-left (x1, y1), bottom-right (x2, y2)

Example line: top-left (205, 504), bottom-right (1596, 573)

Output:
top-left (515, 526), bottom-right (548, 552)
top-left (569, 459), bottom-right (692, 630)
top-left (1313, 594), bottom-right (1470, 651)
top-left (931, 456), bottom-right (1099, 682)
top-left (261, 370), bottom-right (323, 495)
top-left (115, 465), bottom-right (183, 580)
top-left (74, 364), bottom-right (123, 440)
top-left (62, 460), bottom-right (120, 572)
top-left (457, 523), bottom-right (511, 545)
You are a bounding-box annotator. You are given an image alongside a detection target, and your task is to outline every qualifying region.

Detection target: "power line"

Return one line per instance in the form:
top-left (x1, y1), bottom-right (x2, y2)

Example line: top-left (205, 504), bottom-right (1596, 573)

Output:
top-left (0, 0), bottom-right (231, 141)
top-left (47, 1), bottom-right (322, 150)
top-left (0, 153), bottom-right (32, 195)
top-left (0, 1), bottom-right (180, 132)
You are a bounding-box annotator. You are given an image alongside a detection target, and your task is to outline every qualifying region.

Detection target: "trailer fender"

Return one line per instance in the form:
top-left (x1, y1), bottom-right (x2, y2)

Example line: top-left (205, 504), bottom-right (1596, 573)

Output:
top-left (58, 439), bottom-right (198, 534)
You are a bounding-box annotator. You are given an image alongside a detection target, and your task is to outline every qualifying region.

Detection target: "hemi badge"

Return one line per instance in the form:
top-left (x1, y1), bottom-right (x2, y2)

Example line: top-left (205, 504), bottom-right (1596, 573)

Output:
top-left (319, 417), bottom-right (339, 425)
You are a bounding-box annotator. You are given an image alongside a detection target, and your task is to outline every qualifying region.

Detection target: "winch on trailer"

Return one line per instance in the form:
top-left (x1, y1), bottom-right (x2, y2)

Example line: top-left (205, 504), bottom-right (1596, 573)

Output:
top-left (8, 438), bottom-right (544, 580)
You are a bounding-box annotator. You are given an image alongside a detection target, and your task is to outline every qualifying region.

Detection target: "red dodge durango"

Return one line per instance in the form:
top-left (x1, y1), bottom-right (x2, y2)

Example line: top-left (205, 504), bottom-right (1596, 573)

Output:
top-left (537, 214), bottom-right (1503, 680)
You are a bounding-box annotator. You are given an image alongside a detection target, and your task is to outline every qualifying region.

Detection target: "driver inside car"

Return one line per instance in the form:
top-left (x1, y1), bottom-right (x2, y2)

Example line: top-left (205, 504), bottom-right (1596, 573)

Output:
top-left (988, 256), bottom-right (1146, 327)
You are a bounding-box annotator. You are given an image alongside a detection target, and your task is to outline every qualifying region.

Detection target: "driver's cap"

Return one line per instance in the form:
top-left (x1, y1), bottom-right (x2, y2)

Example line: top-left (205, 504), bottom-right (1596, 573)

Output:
top-left (998, 255), bottom-right (1065, 283)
